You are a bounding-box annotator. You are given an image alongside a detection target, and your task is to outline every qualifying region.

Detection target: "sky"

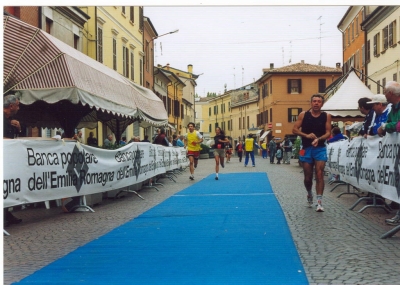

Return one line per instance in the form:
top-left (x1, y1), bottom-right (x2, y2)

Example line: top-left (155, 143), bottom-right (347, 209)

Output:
top-left (144, 5), bottom-right (350, 97)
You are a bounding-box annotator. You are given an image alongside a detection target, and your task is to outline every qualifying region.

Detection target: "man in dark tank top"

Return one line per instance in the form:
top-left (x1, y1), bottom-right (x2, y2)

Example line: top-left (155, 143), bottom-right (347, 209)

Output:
top-left (293, 94), bottom-right (332, 212)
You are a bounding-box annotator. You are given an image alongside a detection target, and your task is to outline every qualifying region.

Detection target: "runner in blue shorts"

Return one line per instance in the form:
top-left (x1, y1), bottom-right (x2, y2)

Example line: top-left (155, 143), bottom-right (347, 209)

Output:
top-left (293, 94), bottom-right (331, 212)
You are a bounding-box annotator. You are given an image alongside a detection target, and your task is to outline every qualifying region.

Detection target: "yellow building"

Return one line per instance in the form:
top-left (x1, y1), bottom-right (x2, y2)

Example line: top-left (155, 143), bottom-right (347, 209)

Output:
top-left (202, 93), bottom-right (232, 141)
top-left (257, 61), bottom-right (342, 142)
top-left (230, 83), bottom-right (260, 143)
top-left (79, 6), bottom-right (144, 145)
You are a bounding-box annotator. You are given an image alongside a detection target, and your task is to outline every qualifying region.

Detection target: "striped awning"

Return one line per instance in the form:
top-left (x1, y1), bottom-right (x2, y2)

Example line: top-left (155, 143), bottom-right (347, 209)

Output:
top-left (3, 16), bottom-right (167, 128)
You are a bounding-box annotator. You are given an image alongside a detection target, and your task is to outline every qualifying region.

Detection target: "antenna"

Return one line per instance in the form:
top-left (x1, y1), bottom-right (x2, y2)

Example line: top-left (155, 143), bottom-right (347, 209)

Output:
top-left (317, 16), bottom-right (324, 65)
top-left (242, 66), bottom-right (244, 86)
top-left (233, 67), bottom-right (236, 89)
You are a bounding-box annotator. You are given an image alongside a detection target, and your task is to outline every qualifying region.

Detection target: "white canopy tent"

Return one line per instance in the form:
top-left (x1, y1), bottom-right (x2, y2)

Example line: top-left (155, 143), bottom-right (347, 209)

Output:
top-left (322, 70), bottom-right (375, 117)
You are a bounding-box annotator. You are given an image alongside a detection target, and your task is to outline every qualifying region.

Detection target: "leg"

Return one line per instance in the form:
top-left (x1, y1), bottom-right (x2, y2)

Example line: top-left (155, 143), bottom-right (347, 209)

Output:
top-left (215, 154), bottom-right (220, 174)
top-left (188, 155), bottom-right (194, 175)
top-left (244, 152), bottom-right (249, 166)
top-left (250, 151), bottom-right (255, 166)
top-left (314, 161), bottom-right (326, 196)
top-left (302, 162), bottom-right (314, 193)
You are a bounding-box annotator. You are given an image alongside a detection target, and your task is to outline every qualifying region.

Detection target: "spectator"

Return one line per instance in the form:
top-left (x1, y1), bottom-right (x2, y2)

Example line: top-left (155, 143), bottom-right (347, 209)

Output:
top-left (104, 134), bottom-right (113, 147)
top-left (235, 139), bottom-right (244, 162)
top-left (153, 127), bottom-right (169, 146)
top-left (379, 81), bottom-right (400, 222)
top-left (52, 130), bottom-right (62, 140)
top-left (3, 94), bottom-right (23, 226)
top-left (268, 137), bottom-right (277, 164)
top-left (244, 134), bottom-right (260, 167)
top-left (261, 140), bottom-right (268, 159)
top-left (141, 135), bottom-right (150, 143)
top-left (76, 130), bottom-right (83, 143)
top-left (176, 135), bottom-right (185, 147)
top-left (328, 127), bottom-right (348, 143)
top-left (357, 97), bottom-right (375, 138)
top-left (119, 136), bottom-right (127, 146)
top-left (225, 141), bottom-right (233, 162)
top-left (275, 143), bottom-right (284, 164)
top-left (282, 136), bottom-right (293, 164)
top-left (366, 94), bottom-right (391, 136)
top-left (87, 131), bottom-right (98, 146)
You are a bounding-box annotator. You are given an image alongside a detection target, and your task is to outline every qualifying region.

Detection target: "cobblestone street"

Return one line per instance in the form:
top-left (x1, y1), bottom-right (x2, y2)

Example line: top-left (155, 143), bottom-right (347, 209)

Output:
top-left (3, 155), bottom-right (400, 285)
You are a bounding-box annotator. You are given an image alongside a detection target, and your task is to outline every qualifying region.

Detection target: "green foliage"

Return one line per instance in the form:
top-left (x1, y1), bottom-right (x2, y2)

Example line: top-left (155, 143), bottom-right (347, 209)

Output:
top-left (293, 137), bottom-right (301, 159)
top-left (200, 143), bottom-right (210, 154)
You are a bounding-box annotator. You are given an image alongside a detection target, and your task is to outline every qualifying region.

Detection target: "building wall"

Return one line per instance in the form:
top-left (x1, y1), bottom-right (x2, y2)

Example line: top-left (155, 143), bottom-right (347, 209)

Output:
top-left (259, 73), bottom-right (341, 139)
top-left (81, 6), bottom-right (145, 143)
top-left (365, 7), bottom-right (400, 93)
top-left (4, 6), bottom-right (40, 27)
top-left (203, 94), bottom-right (232, 140)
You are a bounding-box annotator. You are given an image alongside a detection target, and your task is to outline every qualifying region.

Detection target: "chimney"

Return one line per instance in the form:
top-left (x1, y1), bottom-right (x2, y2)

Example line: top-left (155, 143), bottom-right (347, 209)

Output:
top-left (166, 63), bottom-right (170, 70)
top-left (301, 60), bottom-right (305, 64)
top-left (336, 62), bottom-right (341, 68)
top-left (188, 64), bottom-right (193, 74)
top-left (270, 63), bottom-right (274, 70)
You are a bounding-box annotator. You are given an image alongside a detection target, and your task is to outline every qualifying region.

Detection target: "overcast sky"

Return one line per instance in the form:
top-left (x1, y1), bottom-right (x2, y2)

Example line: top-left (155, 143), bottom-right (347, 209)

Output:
top-left (144, 5), bottom-right (350, 96)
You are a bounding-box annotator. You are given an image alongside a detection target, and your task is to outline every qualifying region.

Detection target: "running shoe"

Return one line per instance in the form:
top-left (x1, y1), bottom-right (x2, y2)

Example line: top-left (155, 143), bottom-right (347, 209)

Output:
top-left (307, 195), bottom-right (313, 208)
top-left (215, 176), bottom-right (219, 180)
top-left (385, 215), bottom-right (400, 226)
top-left (316, 200), bottom-right (324, 212)
top-left (189, 175), bottom-right (194, 181)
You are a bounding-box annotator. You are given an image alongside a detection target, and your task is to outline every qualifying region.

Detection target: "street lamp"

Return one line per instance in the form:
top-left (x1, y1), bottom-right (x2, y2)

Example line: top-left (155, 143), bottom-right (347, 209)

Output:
top-left (151, 29), bottom-right (179, 42)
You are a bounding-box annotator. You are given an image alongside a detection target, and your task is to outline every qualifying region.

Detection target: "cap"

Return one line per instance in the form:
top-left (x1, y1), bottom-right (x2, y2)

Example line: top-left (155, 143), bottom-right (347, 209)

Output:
top-left (367, 94), bottom-right (387, 104)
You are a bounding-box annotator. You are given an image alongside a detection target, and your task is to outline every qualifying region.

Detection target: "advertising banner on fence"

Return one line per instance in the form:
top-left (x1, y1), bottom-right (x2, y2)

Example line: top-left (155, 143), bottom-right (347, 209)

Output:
top-left (326, 133), bottom-right (400, 203)
top-left (3, 139), bottom-right (188, 208)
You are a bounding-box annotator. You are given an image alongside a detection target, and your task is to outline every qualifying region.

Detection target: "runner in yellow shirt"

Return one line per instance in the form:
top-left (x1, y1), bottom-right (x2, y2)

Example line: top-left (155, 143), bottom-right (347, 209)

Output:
top-left (184, 122), bottom-right (203, 180)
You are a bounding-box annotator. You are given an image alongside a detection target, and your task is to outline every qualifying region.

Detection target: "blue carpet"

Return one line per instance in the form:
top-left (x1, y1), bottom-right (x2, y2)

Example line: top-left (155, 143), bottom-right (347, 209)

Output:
top-left (14, 172), bottom-right (307, 284)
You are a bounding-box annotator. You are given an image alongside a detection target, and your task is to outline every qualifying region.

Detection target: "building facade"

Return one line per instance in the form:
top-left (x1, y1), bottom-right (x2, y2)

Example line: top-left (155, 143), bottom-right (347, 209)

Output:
top-left (257, 61), bottom-right (342, 141)
top-left (362, 6), bottom-right (400, 94)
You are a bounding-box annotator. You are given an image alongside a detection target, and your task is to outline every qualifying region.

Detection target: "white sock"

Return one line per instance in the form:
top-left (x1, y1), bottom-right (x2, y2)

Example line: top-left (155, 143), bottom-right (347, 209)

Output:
top-left (216, 173), bottom-right (218, 177)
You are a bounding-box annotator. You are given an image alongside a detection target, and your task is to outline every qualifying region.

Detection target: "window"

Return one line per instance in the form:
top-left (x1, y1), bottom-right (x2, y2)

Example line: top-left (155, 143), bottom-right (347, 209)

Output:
top-left (377, 80), bottom-right (380, 94)
top-left (288, 79), bottom-right (302, 94)
top-left (74, 34), bottom-right (79, 50)
top-left (215, 122), bottom-right (219, 128)
top-left (228, 120), bottom-right (231, 131)
top-left (122, 46), bottom-right (129, 78)
top-left (366, 40), bottom-right (370, 62)
top-left (270, 80), bottom-right (272, 94)
top-left (209, 107), bottom-right (211, 116)
top-left (139, 7), bottom-right (144, 31)
top-left (181, 105), bottom-right (184, 119)
top-left (112, 38), bottom-right (117, 71)
top-left (242, 117), bottom-right (245, 130)
top-left (247, 116), bottom-right (249, 130)
top-left (139, 58), bottom-right (143, 85)
top-left (389, 21), bottom-right (396, 46)
top-left (347, 27), bottom-right (350, 45)
top-left (361, 44), bottom-right (365, 66)
top-left (270, 108), bottom-right (272, 122)
top-left (394, 73), bottom-right (398, 82)
top-left (318, 79), bottom-right (326, 93)
top-left (373, 33), bottom-right (380, 56)
top-left (97, 27), bottom-right (103, 63)
top-left (167, 98), bottom-right (171, 115)
top-left (288, 108), bottom-right (302, 122)
top-left (130, 7), bottom-right (134, 22)
top-left (355, 50), bottom-right (360, 69)
top-left (130, 51), bottom-right (134, 80)
top-left (221, 121), bottom-right (225, 130)
top-left (239, 118), bottom-right (241, 130)
top-left (262, 83), bottom-right (268, 98)
top-left (356, 16), bottom-right (359, 36)
top-left (382, 26), bottom-right (388, 51)
top-left (351, 21), bottom-right (354, 40)
top-left (121, 6), bottom-right (125, 14)
top-left (45, 17), bottom-right (52, 34)
top-left (382, 78), bottom-right (386, 90)
top-left (209, 124), bottom-right (212, 132)
top-left (221, 103), bottom-right (224, 113)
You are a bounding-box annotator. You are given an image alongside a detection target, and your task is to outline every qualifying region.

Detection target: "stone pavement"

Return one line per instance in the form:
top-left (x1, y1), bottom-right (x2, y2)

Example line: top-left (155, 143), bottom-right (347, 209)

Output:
top-left (3, 155), bottom-right (400, 285)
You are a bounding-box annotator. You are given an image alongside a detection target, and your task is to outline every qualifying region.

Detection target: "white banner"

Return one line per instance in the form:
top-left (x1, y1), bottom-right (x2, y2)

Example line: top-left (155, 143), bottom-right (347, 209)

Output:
top-left (3, 139), bottom-right (188, 208)
top-left (326, 133), bottom-right (400, 203)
